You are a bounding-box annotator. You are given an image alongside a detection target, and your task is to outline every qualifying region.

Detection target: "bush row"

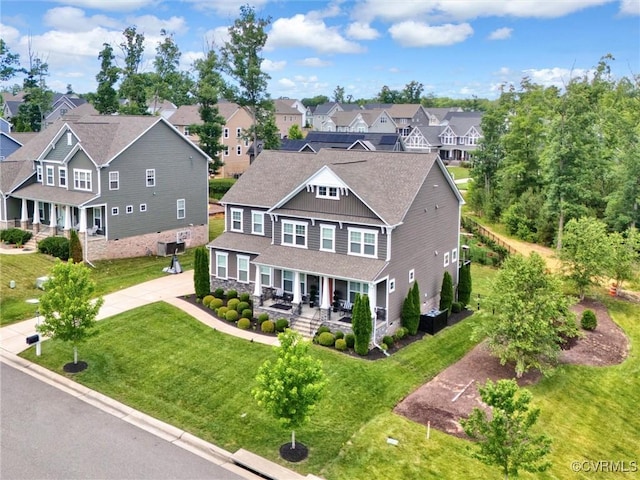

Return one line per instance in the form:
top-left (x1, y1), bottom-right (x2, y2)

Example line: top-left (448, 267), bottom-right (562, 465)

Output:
top-left (38, 236), bottom-right (70, 260)
top-left (1, 228), bottom-right (32, 246)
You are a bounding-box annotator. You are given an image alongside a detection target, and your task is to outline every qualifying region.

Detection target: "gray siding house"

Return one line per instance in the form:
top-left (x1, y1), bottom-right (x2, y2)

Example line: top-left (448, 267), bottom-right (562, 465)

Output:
top-left (0, 114), bottom-right (210, 260)
top-left (208, 149), bottom-right (463, 340)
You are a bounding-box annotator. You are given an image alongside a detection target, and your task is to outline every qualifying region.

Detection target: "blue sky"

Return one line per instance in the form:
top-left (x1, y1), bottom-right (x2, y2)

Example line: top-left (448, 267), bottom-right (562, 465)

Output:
top-left (1, 0), bottom-right (638, 100)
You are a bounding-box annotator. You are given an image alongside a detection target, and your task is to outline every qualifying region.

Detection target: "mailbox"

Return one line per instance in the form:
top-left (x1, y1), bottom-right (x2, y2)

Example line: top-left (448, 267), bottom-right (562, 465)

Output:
top-left (26, 334), bottom-right (40, 345)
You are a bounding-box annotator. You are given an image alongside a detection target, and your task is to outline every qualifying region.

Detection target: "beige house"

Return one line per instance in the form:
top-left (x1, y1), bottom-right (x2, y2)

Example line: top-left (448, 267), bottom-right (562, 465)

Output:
top-left (274, 99), bottom-right (303, 138)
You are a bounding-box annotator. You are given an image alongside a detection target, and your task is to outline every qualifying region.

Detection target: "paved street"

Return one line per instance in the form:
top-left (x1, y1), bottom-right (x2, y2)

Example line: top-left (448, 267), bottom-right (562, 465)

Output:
top-left (0, 363), bottom-right (244, 480)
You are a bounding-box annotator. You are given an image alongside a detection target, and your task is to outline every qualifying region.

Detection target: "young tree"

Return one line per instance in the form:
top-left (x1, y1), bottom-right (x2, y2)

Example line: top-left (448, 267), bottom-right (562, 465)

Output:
top-left (95, 43), bottom-right (120, 115)
top-left (480, 253), bottom-right (578, 377)
top-left (37, 260), bottom-right (104, 368)
top-left (439, 271), bottom-right (454, 314)
top-left (402, 80), bottom-right (424, 103)
top-left (287, 123), bottom-right (304, 139)
top-left (460, 379), bottom-right (551, 480)
top-left (352, 293), bottom-right (372, 355)
top-left (458, 262), bottom-right (472, 307)
top-left (332, 85), bottom-right (345, 103)
top-left (560, 217), bottom-right (611, 300)
top-left (253, 329), bottom-right (326, 453)
top-left (411, 280), bottom-right (421, 316)
top-left (607, 228), bottom-right (639, 294)
top-left (191, 48), bottom-right (226, 173)
top-left (14, 44), bottom-right (52, 132)
top-left (118, 26), bottom-right (147, 115)
top-left (193, 247), bottom-right (210, 299)
top-left (69, 229), bottom-right (83, 264)
top-left (401, 287), bottom-right (420, 336)
top-left (221, 5), bottom-right (278, 154)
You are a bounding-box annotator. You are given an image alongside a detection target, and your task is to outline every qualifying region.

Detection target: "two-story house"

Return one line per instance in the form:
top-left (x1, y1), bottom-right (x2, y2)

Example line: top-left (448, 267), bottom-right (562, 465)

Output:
top-left (274, 99), bottom-right (303, 138)
top-left (280, 131), bottom-right (406, 153)
top-left (207, 148), bottom-right (463, 340)
top-left (438, 111), bottom-right (483, 162)
top-left (0, 114), bottom-right (210, 260)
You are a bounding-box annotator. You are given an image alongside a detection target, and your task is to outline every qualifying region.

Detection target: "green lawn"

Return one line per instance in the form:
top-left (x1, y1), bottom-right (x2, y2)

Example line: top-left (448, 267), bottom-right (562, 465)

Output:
top-left (446, 166), bottom-right (470, 180)
top-left (0, 218), bottom-right (225, 325)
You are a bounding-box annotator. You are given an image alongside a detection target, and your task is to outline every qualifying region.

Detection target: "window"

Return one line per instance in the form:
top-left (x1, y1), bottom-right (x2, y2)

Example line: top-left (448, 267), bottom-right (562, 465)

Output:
top-left (320, 225), bottom-right (335, 252)
top-left (224, 146), bottom-right (229, 156)
top-left (38, 202), bottom-right (45, 220)
top-left (260, 265), bottom-right (271, 287)
top-left (36, 165), bottom-right (43, 182)
top-left (236, 127), bottom-right (242, 138)
top-left (224, 128), bottom-right (229, 138)
top-left (380, 116), bottom-right (387, 123)
top-left (184, 127), bottom-right (190, 136)
top-left (444, 252), bottom-right (450, 267)
top-left (59, 168), bottom-right (67, 187)
top-left (244, 138), bottom-right (249, 147)
top-left (109, 171), bottom-right (119, 190)
top-left (126, 205), bottom-right (133, 214)
top-left (409, 269), bottom-right (415, 283)
top-left (317, 186), bottom-right (339, 199)
top-left (45, 166), bottom-right (54, 185)
top-left (442, 131), bottom-right (456, 145)
top-left (237, 256), bottom-right (249, 283)
top-left (251, 211), bottom-right (264, 235)
top-left (216, 252), bottom-right (228, 279)
top-left (73, 169), bottom-right (92, 191)
top-left (140, 203), bottom-right (147, 212)
top-left (282, 220), bottom-right (307, 247)
top-left (236, 145), bottom-right (242, 155)
top-left (230, 208), bottom-right (243, 232)
top-left (111, 207), bottom-right (119, 216)
top-left (177, 199), bottom-right (185, 219)
top-left (348, 281), bottom-right (369, 303)
top-left (389, 278), bottom-right (396, 293)
top-left (348, 228), bottom-right (377, 257)
top-left (452, 248), bottom-right (458, 263)
top-left (146, 169), bottom-right (155, 187)
top-left (66, 132), bottom-right (72, 146)
top-left (283, 270), bottom-right (294, 293)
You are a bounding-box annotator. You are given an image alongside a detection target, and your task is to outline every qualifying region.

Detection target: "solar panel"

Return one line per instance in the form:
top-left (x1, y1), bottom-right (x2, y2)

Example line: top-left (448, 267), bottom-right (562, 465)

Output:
top-left (379, 135), bottom-right (397, 145)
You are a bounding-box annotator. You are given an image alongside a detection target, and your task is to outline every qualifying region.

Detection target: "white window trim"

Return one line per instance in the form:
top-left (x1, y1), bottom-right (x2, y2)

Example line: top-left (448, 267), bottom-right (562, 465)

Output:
top-left (389, 278), bottom-right (396, 293)
top-left (146, 169), bottom-right (156, 187)
top-left (177, 198), bottom-right (185, 219)
top-left (319, 224), bottom-right (336, 252)
top-left (66, 132), bottom-right (72, 146)
top-left (452, 248), bottom-right (458, 263)
top-left (281, 220), bottom-right (308, 248)
top-left (73, 169), bottom-right (92, 191)
top-left (58, 167), bottom-right (67, 187)
top-left (36, 165), bottom-right (43, 182)
top-left (109, 171), bottom-right (119, 190)
top-left (236, 145), bottom-right (242, 155)
top-left (409, 269), bottom-right (415, 283)
top-left (230, 208), bottom-right (244, 232)
top-left (224, 146), bottom-right (229, 156)
top-left (348, 227), bottom-right (378, 258)
top-left (45, 165), bottom-right (55, 186)
top-left (316, 186), bottom-right (340, 200)
top-left (237, 255), bottom-right (250, 283)
top-left (126, 205), bottom-right (133, 214)
top-left (216, 251), bottom-right (228, 279)
top-left (224, 128), bottom-right (229, 138)
top-left (444, 252), bottom-right (450, 267)
top-left (140, 203), bottom-right (147, 212)
top-left (251, 210), bottom-right (264, 235)
top-left (111, 207), bottom-right (119, 216)
top-left (236, 127), bottom-right (242, 138)
top-left (259, 265), bottom-right (272, 287)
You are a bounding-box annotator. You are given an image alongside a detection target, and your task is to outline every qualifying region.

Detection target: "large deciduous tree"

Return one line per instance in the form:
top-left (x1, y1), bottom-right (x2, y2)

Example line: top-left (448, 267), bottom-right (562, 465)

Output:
top-left (37, 260), bottom-right (104, 367)
top-left (253, 329), bottom-right (326, 454)
top-left (118, 26), bottom-right (147, 115)
top-left (0, 39), bottom-right (22, 82)
top-left (479, 253), bottom-right (578, 377)
top-left (14, 43), bottom-right (52, 132)
top-left (460, 379), bottom-right (552, 480)
top-left (607, 228), bottom-right (639, 294)
top-left (95, 43), bottom-right (120, 115)
top-left (402, 80), bottom-right (424, 103)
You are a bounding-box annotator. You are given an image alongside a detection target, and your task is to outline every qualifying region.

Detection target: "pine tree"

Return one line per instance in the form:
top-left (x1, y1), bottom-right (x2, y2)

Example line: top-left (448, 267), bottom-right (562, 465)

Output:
top-left (439, 271), bottom-right (454, 314)
top-left (458, 262), bottom-right (472, 307)
top-left (194, 247), bottom-right (210, 299)
top-left (402, 282), bottom-right (421, 335)
top-left (69, 229), bottom-right (83, 264)
top-left (352, 294), bottom-right (372, 355)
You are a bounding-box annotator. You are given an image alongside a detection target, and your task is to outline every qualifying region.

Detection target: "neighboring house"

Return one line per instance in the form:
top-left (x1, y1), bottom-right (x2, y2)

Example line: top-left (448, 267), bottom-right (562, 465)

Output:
top-left (0, 131), bottom-right (36, 160)
top-left (0, 114), bottom-right (210, 260)
top-left (279, 131), bottom-right (405, 153)
top-left (438, 111), bottom-right (483, 162)
top-left (328, 110), bottom-right (396, 134)
top-left (0, 117), bottom-right (11, 133)
top-left (274, 99), bottom-right (303, 138)
top-left (169, 104), bottom-right (200, 139)
top-left (44, 94), bottom-right (88, 127)
top-left (207, 148), bottom-right (463, 341)
top-left (403, 125), bottom-right (443, 153)
top-left (423, 107), bottom-right (463, 125)
top-left (308, 102), bottom-right (343, 130)
top-left (147, 97), bottom-right (178, 119)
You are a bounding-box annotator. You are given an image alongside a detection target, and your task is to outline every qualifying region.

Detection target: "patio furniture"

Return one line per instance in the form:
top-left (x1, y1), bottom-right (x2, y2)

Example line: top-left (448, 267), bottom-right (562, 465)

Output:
top-left (274, 288), bottom-right (285, 302)
top-left (341, 300), bottom-right (353, 315)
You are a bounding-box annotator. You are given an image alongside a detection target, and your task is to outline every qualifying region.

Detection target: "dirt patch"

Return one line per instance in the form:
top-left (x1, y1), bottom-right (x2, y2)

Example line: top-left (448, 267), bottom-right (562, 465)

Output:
top-left (394, 300), bottom-right (629, 437)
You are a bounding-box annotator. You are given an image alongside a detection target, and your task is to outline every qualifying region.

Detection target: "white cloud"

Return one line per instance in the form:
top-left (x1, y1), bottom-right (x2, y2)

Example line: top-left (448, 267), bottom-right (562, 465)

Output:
top-left (181, 50), bottom-right (205, 71)
top-left (389, 67), bottom-right (399, 73)
top-left (278, 78), bottom-right (296, 88)
top-left (184, 0), bottom-right (269, 16)
top-left (267, 14), bottom-right (364, 54)
top-left (0, 23), bottom-right (20, 44)
top-left (488, 27), bottom-right (513, 40)
top-left (346, 22), bottom-right (380, 40)
top-left (388, 21), bottom-right (473, 47)
top-left (125, 15), bottom-right (188, 36)
top-left (293, 75), bottom-right (318, 82)
top-left (619, 0), bottom-right (640, 15)
top-left (43, 7), bottom-right (121, 32)
top-left (297, 57), bottom-right (332, 67)
top-left (52, 0), bottom-right (159, 12)
top-left (523, 67), bottom-right (592, 88)
top-left (494, 67), bottom-right (512, 76)
top-left (262, 59), bottom-right (286, 72)
top-left (202, 27), bottom-right (230, 49)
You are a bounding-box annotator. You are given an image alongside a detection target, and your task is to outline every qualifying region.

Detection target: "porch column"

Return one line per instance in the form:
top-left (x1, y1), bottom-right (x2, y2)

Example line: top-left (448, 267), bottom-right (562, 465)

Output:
top-left (20, 198), bottom-right (28, 222)
top-left (293, 271), bottom-right (302, 304)
top-left (320, 276), bottom-right (331, 309)
top-left (49, 204), bottom-right (56, 228)
top-left (79, 207), bottom-right (87, 233)
top-left (64, 205), bottom-right (72, 230)
top-left (368, 282), bottom-right (377, 320)
top-left (253, 264), bottom-right (261, 297)
top-left (33, 201), bottom-right (40, 225)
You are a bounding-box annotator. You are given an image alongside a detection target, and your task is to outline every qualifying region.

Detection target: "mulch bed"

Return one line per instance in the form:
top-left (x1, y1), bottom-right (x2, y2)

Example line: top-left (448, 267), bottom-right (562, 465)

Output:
top-left (63, 361), bottom-right (88, 373)
top-left (394, 299), bottom-right (630, 438)
top-left (279, 442), bottom-right (308, 462)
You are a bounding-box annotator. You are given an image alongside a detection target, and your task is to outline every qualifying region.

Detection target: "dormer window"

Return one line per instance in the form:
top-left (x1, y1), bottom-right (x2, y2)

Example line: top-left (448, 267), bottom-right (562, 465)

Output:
top-left (317, 186), bottom-right (339, 200)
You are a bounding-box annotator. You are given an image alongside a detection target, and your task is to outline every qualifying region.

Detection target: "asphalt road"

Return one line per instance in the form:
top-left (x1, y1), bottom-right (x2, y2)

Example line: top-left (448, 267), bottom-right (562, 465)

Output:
top-left (0, 363), bottom-right (244, 480)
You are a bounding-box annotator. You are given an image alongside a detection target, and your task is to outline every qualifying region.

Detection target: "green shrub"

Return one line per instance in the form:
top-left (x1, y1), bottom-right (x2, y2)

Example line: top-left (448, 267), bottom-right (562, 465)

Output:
top-left (1, 228), bottom-right (32, 245)
top-left (217, 306), bottom-right (229, 318)
top-left (210, 298), bottom-right (224, 310)
top-left (209, 178), bottom-right (236, 199)
top-left (394, 327), bottom-right (407, 340)
top-left (237, 301), bottom-right (250, 312)
top-left (334, 330), bottom-right (344, 340)
top-left (317, 332), bottom-right (336, 347)
top-left (380, 342), bottom-right (388, 352)
top-left (69, 229), bottom-right (82, 263)
top-left (581, 309), bottom-right (597, 330)
top-left (38, 236), bottom-right (70, 260)
top-left (237, 318), bottom-right (251, 330)
top-left (451, 302), bottom-right (462, 313)
top-left (316, 326), bottom-right (331, 335)
top-left (194, 247), bottom-right (210, 299)
top-left (458, 262), bottom-right (472, 307)
top-left (383, 335), bottom-right (394, 349)
top-left (213, 288), bottom-right (225, 299)
top-left (227, 298), bottom-right (240, 311)
top-left (261, 320), bottom-right (275, 333)
top-left (257, 313), bottom-right (269, 324)
top-left (439, 271), bottom-right (454, 315)
top-left (345, 333), bottom-right (355, 348)
top-left (242, 309), bottom-right (253, 319)
top-left (239, 292), bottom-right (251, 303)
top-left (226, 309), bottom-right (239, 322)
top-left (202, 295), bottom-right (215, 307)
top-left (226, 289), bottom-right (238, 299)
top-left (275, 318), bottom-right (289, 332)
top-left (335, 338), bottom-right (347, 351)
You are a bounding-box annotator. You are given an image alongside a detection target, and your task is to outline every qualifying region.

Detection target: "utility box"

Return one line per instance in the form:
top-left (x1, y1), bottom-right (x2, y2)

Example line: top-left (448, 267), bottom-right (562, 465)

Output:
top-left (157, 241), bottom-right (185, 257)
top-left (419, 310), bottom-right (448, 335)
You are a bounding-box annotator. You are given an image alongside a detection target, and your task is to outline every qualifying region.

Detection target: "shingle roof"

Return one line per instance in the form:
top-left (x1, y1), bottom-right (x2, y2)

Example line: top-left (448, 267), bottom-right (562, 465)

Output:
top-left (312, 102), bottom-right (339, 115)
top-left (415, 125), bottom-right (444, 145)
top-left (221, 148), bottom-right (440, 226)
top-left (281, 132), bottom-right (403, 152)
top-left (386, 104), bottom-right (423, 119)
top-left (169, 104), bottom-right (202, 126)
top-left (443, 111), bottom-right (483, 135)
top-left (274, 99), bottom-right (301, 115)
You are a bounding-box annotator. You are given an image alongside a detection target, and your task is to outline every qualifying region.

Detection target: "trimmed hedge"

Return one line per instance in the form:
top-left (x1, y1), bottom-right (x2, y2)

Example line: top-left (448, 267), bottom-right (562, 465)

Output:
top-left (257, 313), bottom-right (270, 324)
top-left (38, 236), bottom-right (70, 260)
top-left (217, 306), bottom-right (229, 318)
top-left (237, 301), bottom-right (250, 312)
top-left (239, 292), bottom-right (251, 302)
top-left (317, 332), bottom-right (336, 347)
top-left (261, 320), bottom-right (275, 333)
top-left (202, 295), bottom-right (215, 307)
top-left (227, 298), bottom-right (240, 311)
top-left (237, 318), bottom-right (251, 330)
top-left (275, 318), bottom-right (289, 332)
top-left (335, 338), bottom-right (347, 351)
top-left (1, 228), bottom-right (32, 245)
top-left (242, 309), bottom-right (253, 319)
top-left (213, 288), bottom-right (225, 299)
top-left (226, 290), bottom-right (238, 299)
top-left (226, 310), bottom-right (239, 322)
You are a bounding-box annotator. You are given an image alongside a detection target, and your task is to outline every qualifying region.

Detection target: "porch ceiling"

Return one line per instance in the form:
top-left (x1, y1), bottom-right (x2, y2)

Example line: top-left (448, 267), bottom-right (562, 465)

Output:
top-left (11, 183), bottom-right (96, 206)
top-left (255, 243), bottom-right (388, 283)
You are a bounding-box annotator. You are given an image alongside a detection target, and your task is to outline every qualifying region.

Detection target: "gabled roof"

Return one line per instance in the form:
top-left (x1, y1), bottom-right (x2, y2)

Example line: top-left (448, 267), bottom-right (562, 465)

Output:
top-left (274, 99), bottom-right (301, 115)
top-left (169, 104), bottom-right (201, 126)
top-left (414, 125), bottom-right (443, 145)
top-left (0, 159), bottom-right (33, 194)
top-left (4, 100), bottom-right (21, 117)
top-left (385, 104), bottom-right (424, 119)
top-left (312, 102), bottom-right (341, 115)
top-left (442, 111), bottom-right (483, 135)
top-left (331, 110), bottom-right (365, 127)
top-left (289, 131), bottom-right (403, 151)
top-left (220, 148), bottom-right (451, 226)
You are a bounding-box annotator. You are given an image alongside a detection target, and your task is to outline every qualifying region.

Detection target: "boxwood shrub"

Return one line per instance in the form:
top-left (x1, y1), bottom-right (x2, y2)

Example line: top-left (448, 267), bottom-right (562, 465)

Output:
top-left (226, 310), bottom-right (239, 322)
top-left (383, 335), bottom-right (394, 349)
top-left (217, 306), bottom-right (229, 318)
top-left (210, 298), bottom-right (224, 310)
top-left (237, 301), bottom-right (250, 312)
top-left (275, 318), bottom-right (289, 332)
top-left (239, 292), bottom-right (251, 303)
top-left (227, 298), bottom-right (240, 311)
top-left (451, 301), bottom-right (462, 313)
top-left (345, 333), bottom-right (355, 348)
top-left (38, 236), bottom-right (70, 260)
top-left (334, 330), bottom-right (344, 340)
top-left (317, 332), bottom-right (336, 347)
top-left (316, 325), bottom-right (331, 335)
top-left (226, 289), bottom-right (238, 299)
top-left (242, 309), bottom-right (253, 319)
top-left (1, 228), bottom-right (32, 245)
top-left (335, 338), bottom-right (347, 351)
top-left (257, 313), bottom-right (270, 324)
top-left (213, 288), bottom-right (225, 299)
top-left (202, 295), bottom-right (214, 307)
top-left (581, 309), bottom-right (597, 330)
top-left (394, 327), bottom-right (407, 340)
top-left (237, 318), bottom-right (251, 330)
top-left (261, 320), bottom-right (275, 333)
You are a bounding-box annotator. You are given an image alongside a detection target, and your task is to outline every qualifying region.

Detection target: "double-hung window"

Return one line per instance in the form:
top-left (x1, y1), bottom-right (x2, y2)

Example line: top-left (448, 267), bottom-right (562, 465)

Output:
top-left (59, 168), bottom-right (67, 187)
top-left (230, 208), bottom-right (243, 232)
top-left (176, 199), bottom-right (185, 219)
top-left (320, 225), bottom-right (335, 252)
top-left (348, 281), bottom-right (369, 303)
top-left (215, 252), bottom-right (228, 278)
top-left (146, 169), bottom-right (155, 187)
top-left (317, 186), bottom-right (339, 199)
top-left (282, 220), bottom-right (307, 248)
top-left (36, 165), bottom-right (43, 182)
top-left (45, 166), bottom-right (54, 186)
top-left (348, 228), bottom-right (377, 257)
top-left (73, 169), bottom-right (92, 191)
top-left (251, 211), bottom-right (264, 235)
top-left (109, 171), bottom-right (119, 190)
top-left (237, 256), bottom-right (249, 283)
top-left (260, 266), bottom-right (272, 287)
top-left (283, 270), bottom-right (294, 293)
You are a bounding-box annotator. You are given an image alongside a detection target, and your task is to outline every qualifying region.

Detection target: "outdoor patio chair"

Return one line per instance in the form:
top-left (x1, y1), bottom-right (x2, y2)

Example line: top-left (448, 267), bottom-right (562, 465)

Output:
top-left (341, 300), bottom-right (353, 314)
top-left (274, 288), bottom-right (285, 302)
